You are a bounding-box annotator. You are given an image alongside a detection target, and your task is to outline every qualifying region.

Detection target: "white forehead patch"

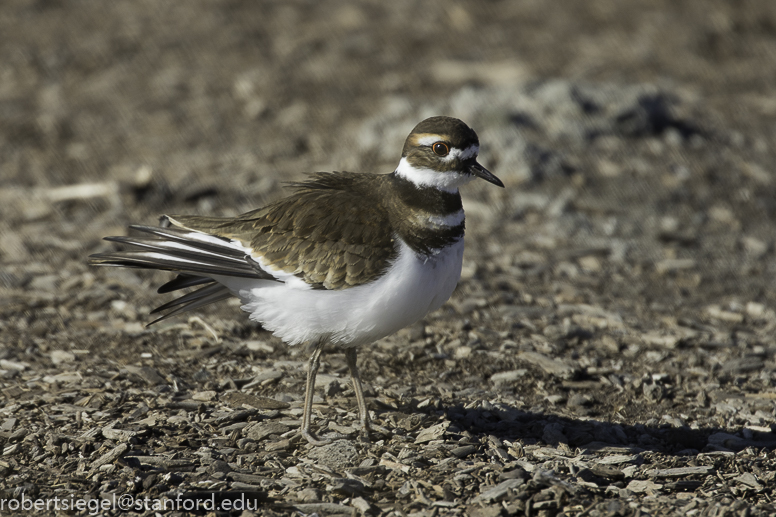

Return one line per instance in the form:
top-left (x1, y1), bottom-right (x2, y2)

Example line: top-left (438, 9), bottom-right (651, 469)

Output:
top-left (441, 144), bottom-right (479, 163)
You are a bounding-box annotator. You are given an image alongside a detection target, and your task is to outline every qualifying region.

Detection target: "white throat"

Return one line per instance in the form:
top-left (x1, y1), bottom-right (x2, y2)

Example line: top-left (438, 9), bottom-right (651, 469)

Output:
top-left (394, 157), bottom-right (474, 193)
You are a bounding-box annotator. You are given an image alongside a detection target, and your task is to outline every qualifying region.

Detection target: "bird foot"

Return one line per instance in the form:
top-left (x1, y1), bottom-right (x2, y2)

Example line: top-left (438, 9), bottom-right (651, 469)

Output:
top-left (358, 420), bottom-right (391, 442)
top-left (301, 428), bottom-right (349, 446)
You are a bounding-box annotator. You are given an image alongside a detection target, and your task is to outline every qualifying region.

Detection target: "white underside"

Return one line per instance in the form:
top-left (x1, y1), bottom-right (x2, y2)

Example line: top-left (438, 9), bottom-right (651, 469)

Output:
top-left (213, 238), bottom-right (464, 348)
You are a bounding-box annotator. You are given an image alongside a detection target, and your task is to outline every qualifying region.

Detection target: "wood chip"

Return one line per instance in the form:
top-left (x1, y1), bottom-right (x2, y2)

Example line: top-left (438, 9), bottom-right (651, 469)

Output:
top-left (243, 421), bottom-right (290, 441)
top-left (473, 478), bottom-right (524, 503)
top-left (595, 454), bottom-right (640, 465)
top-left (646, 466), bottom-right (714, 477)
top-left (221, 392), bottom-right (290, 409)
top-left (627, 479), bottom-right (663, 493)
top-left (90, 443), bottom-right (128, 468)
top-left (127, 456), bottom-right (197, 469)
top-left (415, 422), bottom-right (449, 444)
top-left (101, 427), bottom-right (138, 441)
top-left (735, 472), bottom-right (763, 490)
top-left (124, 365), bottom-right (167, 385)
top-left (517, 352), bottom-right (578, 379)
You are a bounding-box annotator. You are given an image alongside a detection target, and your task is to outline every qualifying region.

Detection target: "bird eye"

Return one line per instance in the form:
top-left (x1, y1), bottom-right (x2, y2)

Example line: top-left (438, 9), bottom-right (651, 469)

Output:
top-left (432, 142), bottom-right (449, 156)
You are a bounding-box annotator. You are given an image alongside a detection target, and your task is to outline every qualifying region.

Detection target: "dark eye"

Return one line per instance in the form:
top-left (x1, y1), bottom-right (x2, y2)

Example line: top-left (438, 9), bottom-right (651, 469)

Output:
top-left (432, 142), bottom-right (449, 156)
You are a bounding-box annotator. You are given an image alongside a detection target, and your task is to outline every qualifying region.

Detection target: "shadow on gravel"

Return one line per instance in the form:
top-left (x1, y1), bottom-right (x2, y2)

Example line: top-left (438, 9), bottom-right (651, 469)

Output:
top-left (447, 406), bottom-right (776, 455)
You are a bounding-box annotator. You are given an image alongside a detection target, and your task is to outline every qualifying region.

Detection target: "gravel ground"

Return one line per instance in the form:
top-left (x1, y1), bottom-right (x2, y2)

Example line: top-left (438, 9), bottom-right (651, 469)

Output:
top-left (2, 1), bottom-right (776, 516)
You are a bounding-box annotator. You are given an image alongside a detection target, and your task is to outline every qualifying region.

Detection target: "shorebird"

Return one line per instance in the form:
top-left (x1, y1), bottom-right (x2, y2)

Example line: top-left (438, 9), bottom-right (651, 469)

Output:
top-left (89, 116), bottom-right (503, 444)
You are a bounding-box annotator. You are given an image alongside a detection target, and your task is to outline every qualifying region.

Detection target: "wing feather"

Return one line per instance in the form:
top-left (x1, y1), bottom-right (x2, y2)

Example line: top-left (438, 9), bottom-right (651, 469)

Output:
top-left (169, 172), bottom-right (398, 290)
top-left (88, 172), bottom-right (400, 325)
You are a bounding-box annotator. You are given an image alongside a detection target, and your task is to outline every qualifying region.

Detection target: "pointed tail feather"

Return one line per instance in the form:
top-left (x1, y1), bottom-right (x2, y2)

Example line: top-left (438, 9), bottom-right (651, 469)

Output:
top-left (147, 282), bottom-right (234, 325)
top-left (157, 274), bottom-right (214, 294)
top-left (89, 250), bottom-right (260, 278)
top-left (88, 224), bottom-right (278, 325)
top-left (150, 281), bottom-right (225, 315)
top-left (88, 225), bottom-right (278, 281)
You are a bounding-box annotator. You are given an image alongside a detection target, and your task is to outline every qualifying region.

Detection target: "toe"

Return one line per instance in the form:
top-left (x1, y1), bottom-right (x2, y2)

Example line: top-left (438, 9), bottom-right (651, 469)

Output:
top-left (301, 429), bottom-right (332, 446)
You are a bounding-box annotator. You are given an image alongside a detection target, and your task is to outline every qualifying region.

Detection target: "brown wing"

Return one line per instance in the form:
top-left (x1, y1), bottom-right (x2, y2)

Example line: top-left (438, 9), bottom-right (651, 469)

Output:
top-left (168, 172), bottom-right (397, 290)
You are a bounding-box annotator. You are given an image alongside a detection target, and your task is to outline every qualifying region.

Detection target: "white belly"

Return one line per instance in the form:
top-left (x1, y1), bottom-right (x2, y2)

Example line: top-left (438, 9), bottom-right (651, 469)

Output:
top-left (229, 239), bottom-right (464, 347)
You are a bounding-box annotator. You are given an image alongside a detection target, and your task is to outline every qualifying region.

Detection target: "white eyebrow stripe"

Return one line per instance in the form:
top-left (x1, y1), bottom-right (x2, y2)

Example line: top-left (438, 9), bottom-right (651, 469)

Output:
top-left (416, 134), bottom-right (445, 146)
top-left (441, 144), bottom-right (479, 163)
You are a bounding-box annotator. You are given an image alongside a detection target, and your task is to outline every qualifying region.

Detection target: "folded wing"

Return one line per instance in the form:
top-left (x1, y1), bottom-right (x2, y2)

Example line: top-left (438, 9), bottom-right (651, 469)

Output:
top-left (88, 172), bottom-right (398, 325)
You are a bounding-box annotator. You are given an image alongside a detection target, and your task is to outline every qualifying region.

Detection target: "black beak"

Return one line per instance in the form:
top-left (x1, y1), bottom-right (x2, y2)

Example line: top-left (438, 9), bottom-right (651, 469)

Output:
top-left (469, 161), bottom-right (504, 188)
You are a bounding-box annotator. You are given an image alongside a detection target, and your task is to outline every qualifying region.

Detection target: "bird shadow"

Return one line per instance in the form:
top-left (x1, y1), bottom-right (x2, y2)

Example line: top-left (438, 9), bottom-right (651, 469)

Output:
top-left (442, 404), bottom-right (776, 455)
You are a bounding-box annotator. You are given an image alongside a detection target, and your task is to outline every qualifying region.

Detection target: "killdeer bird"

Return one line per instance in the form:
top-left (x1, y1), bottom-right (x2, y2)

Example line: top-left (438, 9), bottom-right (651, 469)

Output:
top-left (89, 116), bottom-right (503, 444)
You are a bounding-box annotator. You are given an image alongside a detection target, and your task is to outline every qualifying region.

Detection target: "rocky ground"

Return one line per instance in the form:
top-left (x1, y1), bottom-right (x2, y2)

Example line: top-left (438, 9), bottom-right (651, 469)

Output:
top-left (2, 1), bottom-right (776, 516)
